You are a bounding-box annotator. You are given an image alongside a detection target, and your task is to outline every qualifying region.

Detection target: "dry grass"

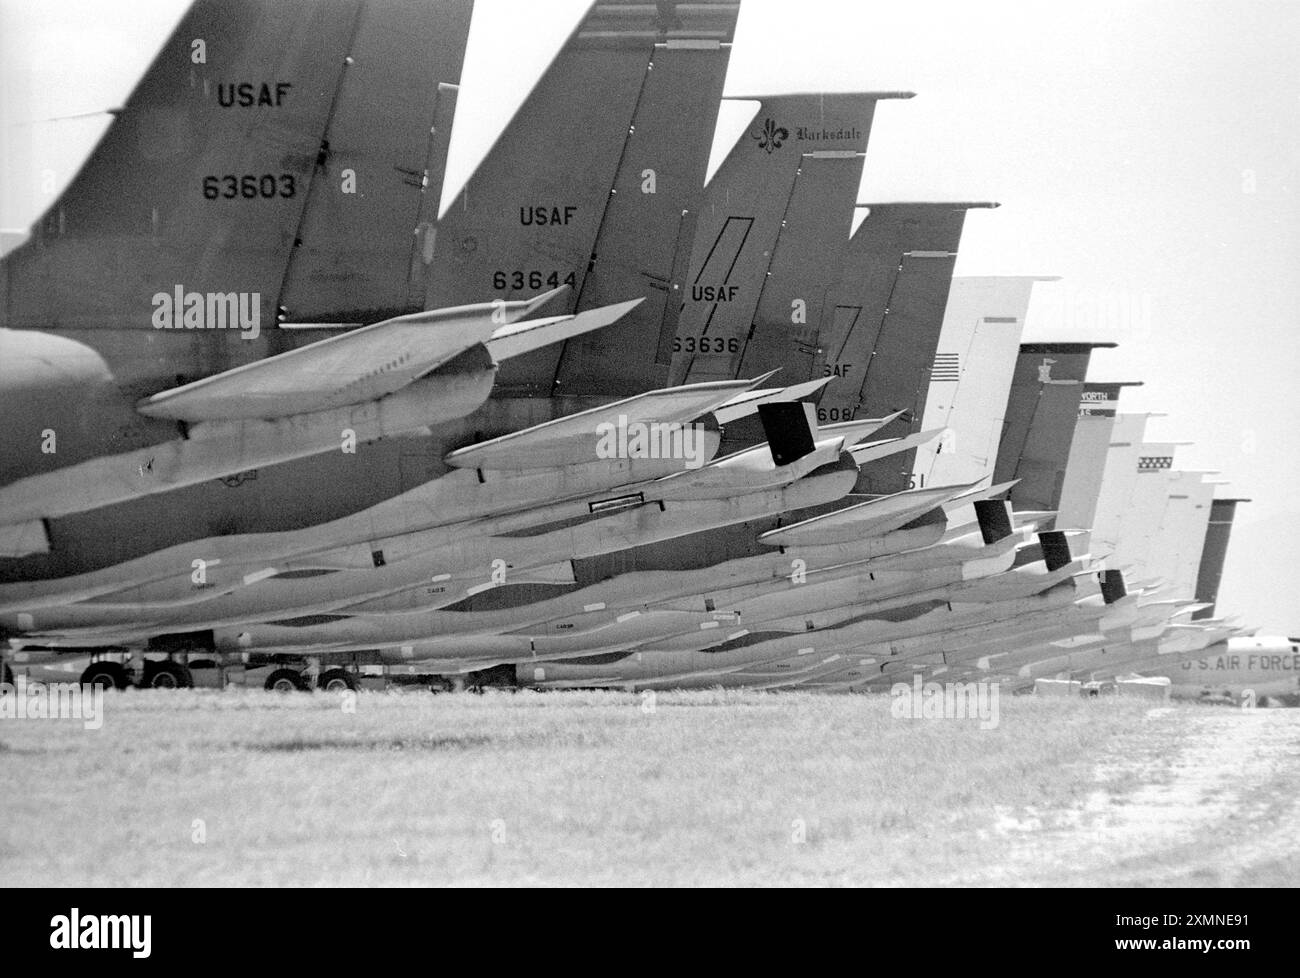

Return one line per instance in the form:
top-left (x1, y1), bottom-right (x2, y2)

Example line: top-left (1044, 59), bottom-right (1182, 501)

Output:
top-left (0, 689), bottom-right (1284, 886)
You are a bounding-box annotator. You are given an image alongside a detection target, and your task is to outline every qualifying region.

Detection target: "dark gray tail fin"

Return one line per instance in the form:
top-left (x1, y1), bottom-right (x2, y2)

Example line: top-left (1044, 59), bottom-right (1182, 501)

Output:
top-left (545, 7), bottom-right (741, 397)
top-left (667, 92), bottom-right (912, 387)
top-left (2, 1), bottom-right (473, 386)
top-left (992, 342), bottom-right (1116, 513)
top-left (818, 202), bottom-right (996, 495)
top-left (1192, 498), bottom-right (1247, 619)
top-left (732, 132), bottom-right (912, 383)
top-left (427, 1), bottom-right (739, 397)
top-left (274, 2), bottom-right (475, 326)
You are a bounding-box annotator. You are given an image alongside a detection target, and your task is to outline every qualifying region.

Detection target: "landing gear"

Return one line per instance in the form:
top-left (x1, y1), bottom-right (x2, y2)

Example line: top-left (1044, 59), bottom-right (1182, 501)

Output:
top-left (140, 660), bottom-right (193, 689)
top-left (465, 663), bottom-right (516, 691)
top-left (81, 661), bottom-right (129, 690)
top-left (264, 668), bottom-right (309, 692)
top-left (317, 669), bottom-right (358, 693)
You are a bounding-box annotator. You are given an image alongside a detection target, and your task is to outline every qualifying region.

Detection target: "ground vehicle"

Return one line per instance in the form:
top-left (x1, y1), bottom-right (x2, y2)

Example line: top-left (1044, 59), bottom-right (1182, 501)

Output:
top-left (8, 651), bottom-right (459, 693)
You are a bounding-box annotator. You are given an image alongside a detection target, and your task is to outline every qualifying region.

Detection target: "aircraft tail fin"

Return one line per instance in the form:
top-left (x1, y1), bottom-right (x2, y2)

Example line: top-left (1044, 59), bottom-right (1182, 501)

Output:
top-left (546, 3), bottom-right (741, 396)
top-left (2, 0), bottom-right (475, 381)
top-left (820, 203), bottom-right (996, 495)
top-left (428, 0), bottom-right (741, 402)
top-left (668, 92), bottom-right (911, 387)
top-left (1191, 498), bottom-right (1248, 620)
top-left (993, 342), bottom-right (1118, 512)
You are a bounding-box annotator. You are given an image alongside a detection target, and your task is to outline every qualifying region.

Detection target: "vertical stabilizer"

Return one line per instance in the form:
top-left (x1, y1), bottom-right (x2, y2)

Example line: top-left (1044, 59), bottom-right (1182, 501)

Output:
top-left (1192, 498), bottom-right (1247, 619)
top-left (911, 276), bottom-right (1047, 489)
top-left (992, 342), bottom-right (1115, 512)
top-left (820, 202), bottom-right (996, 494)
top-left (667, 92), bottom-right (911, 386)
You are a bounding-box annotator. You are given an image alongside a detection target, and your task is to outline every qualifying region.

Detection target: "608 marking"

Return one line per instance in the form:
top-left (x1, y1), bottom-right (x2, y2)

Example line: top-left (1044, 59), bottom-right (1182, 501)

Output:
top-left (816, 407), bottom-right (857, 422)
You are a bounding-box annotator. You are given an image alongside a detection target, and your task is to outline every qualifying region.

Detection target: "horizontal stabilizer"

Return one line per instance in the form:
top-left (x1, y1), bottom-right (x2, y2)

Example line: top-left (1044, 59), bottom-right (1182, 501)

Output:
top-left (486, 297), bottom-right (643, 361)
top-left (759, 480), bottom-right (983, 547)
top-left (940, 480), bottom-right (1018, 513)
top-left (444, 378), bottom-right (758, 470)
top-left (137, 288), bottom-right (569, 422)
top-left (819, 410), bottom-right (908, 446)
top-left (713, 375), bottom-right (828, 424)
top-left (848, 428), bottom-right (945, 465)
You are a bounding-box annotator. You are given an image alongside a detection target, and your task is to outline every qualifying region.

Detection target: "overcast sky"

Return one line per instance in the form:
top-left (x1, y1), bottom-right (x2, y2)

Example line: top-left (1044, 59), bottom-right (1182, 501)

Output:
top-left (2, 0), bottom-right (1297, 632)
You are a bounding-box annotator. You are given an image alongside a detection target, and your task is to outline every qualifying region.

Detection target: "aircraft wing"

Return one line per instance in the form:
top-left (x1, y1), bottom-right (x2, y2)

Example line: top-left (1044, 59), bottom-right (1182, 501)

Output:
top-left (759, 480), bottom-right (985, 547)
top-left (847, 428), bottom-right (947, 465)
top-left (712, 376), bottom-right (829, 424)
top-left (485, 298), bottom-right (643, 361)
top-left (444, 377), bottom-right (765, 470)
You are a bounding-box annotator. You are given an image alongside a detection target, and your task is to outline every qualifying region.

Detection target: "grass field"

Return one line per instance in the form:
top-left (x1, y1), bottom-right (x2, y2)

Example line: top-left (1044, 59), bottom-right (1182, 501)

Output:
top-left (2, 688), bottom-right (1297, 886)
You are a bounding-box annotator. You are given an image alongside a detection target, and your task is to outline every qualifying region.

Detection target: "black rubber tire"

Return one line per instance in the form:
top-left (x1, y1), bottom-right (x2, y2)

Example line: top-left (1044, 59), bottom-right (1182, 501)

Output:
top-left (142, 660), bottom-right (193, 689)
top-left (317, 668), bottom-right (358, 692)
top-left (81, 661), bottom-right (128, 690)
top-left (264, 668), bottom-right (308, 692)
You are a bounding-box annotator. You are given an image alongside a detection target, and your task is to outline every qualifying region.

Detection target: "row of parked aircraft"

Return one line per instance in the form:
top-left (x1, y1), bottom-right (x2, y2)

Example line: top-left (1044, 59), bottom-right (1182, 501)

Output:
top-left (1, 0), bottom-right (1293, 703)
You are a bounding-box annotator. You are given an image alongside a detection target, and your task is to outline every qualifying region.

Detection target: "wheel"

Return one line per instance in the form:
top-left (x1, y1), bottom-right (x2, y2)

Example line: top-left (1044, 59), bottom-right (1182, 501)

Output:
top-left (264, 668), bottom-right (308, 692)
top-left (81, 661), bottom-right (128, 690)
top-left (142, 660), bottom-right (193, 689)
top-left (317, 668), bottom-right (358, 692)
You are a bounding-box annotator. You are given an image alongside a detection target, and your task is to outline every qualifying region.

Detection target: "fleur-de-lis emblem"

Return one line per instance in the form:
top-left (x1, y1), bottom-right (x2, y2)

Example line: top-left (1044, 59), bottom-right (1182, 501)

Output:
top-left (753, 118), bottom-right (788, 154)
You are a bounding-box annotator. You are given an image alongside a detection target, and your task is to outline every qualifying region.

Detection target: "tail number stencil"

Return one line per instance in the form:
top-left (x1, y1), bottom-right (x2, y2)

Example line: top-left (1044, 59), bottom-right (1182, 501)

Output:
top-left (673, 336), bottom-right (740, 354)
top-left (202, 174), bottom-right (297, 200)
top-left (492, 270), bottom-right (576, 291)
top-left (817, 407), bottom-right (857, 422)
